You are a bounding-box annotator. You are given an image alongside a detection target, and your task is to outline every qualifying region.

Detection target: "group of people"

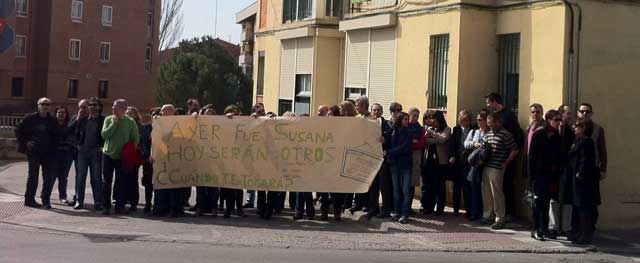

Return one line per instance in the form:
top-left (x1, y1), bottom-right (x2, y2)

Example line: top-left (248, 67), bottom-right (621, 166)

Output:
top-left (14, 92), bottom-right (605, 245)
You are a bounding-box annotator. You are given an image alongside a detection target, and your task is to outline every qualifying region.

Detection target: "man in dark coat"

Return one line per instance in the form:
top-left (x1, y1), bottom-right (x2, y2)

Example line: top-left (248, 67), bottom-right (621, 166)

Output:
top-left (15, 97), bottom-right (57, 208)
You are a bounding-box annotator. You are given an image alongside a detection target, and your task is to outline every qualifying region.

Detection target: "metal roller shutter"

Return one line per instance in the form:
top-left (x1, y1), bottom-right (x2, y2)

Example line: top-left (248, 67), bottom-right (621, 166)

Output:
top-left (279, 39), bottom-right (296, 99)
top-left (345, 29), bottom-right (370, 89)
top-left (296, 37), bottom-right (314, 74)
top-left (369, 27), bottom-right (396, 115)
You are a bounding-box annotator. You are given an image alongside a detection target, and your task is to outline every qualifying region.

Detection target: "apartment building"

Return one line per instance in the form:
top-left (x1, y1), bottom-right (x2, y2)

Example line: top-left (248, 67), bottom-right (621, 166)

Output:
top-left (236, 2), bottom-right (258, 81)
top-left (249, 0), bottom-right (640, 229)
top-left (0, 0), bottom-right (161, 114)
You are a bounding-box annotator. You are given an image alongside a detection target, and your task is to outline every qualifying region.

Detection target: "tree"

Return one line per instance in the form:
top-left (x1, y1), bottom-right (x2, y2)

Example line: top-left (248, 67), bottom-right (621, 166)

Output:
top-left (157, 36), bottom-right (252, 113)
top-left (159, 0), bottom-right (184, 51)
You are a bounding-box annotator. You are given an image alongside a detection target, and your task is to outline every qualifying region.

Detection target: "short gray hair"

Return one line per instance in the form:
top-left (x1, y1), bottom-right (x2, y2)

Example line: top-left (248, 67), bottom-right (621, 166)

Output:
top-left (113, 99), bottom-right (128, 109)
top-left (37, 97), bottom-right (51, 105)
top-left (355, 96), bottom-right (370, 108)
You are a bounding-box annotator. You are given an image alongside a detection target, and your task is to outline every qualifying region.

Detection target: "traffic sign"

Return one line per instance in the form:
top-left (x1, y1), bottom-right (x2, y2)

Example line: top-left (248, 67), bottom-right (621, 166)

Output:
top-left (0, 22), bottom-right (14, 53)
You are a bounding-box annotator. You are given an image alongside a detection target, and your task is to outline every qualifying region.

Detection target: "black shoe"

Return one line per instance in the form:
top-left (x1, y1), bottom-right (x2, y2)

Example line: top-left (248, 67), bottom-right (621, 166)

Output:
top-left (24, 201), bottom-right (42, 208)
top-left (434, 211), bottom-right (444, 216)
top-left (194, 209), bottom-right (205, 217)
top-left (546, 229), bottom-right (559, 239)
top-left (532, 231), bottom-right (545, 241)
top-left (187, 206), bottom-right (197, 212)
top-left (143, 205), bottom-right (151, 214)
top-left (453, 211), bottom-right (460, 217)
top-left (129, 206), bottom-right (137, 213)
top-left (320, 213), bottom-right (329, 221)
top-left (293, 214), bottom-right (303, 220)
top-left (376, 213), bottom-right (390, 219)
top-left (94, 204), bottom-right (104, 211)
top-left (423, 210), bottom-right (433, 215)
top-left (364, 212), bottom-right (378, 220)
top-left (223, 211), bottom-right (231, 218)
top-left (362, 207), bottom-right (369, 213)
top-left (43, 204), bottom-right (52, 210)
top-left (242, 203), bottom-right (254, 209)
top-left (307, 215), bottom-right (315, 220)
top-left (102, 208), bottom-right (111, 215)
top-left (74, 203), bottom-right (84, 210)
top-left (237, 210), bottom-right (247, 218)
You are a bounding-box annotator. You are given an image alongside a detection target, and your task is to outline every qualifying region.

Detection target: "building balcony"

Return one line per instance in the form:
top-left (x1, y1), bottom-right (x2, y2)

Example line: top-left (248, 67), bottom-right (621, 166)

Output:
top-left (241, 30), bottom-right (255, 42)
top-left (346, 0), bottom-right (398, 17)
top-left (239, 54), bottom-right (253, 65)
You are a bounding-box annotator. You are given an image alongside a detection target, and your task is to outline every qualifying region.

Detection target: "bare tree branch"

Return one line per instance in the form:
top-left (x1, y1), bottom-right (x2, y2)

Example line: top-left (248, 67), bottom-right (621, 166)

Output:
top-left (159, 0), bottom-right (184, 51)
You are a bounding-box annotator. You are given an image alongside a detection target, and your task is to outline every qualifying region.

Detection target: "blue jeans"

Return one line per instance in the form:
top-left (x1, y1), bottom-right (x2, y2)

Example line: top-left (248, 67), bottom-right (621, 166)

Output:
top-left (391, 165), bottom-right (412, 217)
top-left (75, 147), bottom-right (103, 205)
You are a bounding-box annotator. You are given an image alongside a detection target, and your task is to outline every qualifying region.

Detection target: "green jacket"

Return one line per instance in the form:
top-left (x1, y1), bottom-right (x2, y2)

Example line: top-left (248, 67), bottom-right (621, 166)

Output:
top-left (101, 115), bottom-right (139, 159)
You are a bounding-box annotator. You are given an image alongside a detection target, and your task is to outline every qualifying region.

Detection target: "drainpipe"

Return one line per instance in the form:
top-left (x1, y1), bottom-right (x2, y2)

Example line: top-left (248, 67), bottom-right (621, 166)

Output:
top-left (560, 0), bottom-right (576, 110)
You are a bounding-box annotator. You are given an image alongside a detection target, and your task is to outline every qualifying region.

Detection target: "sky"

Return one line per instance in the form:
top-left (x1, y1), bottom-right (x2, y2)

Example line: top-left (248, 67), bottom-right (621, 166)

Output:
top-left (179, 0), bottom-right (256, 46)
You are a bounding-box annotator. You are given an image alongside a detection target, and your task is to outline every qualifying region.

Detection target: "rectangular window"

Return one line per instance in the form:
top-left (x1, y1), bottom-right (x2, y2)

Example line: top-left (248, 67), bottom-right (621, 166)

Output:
top-left (326, 0), bottom-right (344, 18)
top-left (145, 44), bottom-right (152, 72)
top-left (147, 12), bottom-right (153, 38)
top-left (98, 80), bottom-right (109, 98)
top-left (15, 35), bottom-right (26, 58)
top-left (69, 39), bottom-right (81, 60)
top-left (294, 74), bottom-right (311, 115)
top-left (344, 87), bottom-right (366, 100)
top-left (11, 77), bottom-right (24, 97)
top-left (278, 99), bottom-right (293, 116)
top-left (283, 0), bottom-right (312, 23)
top-left (498, 33), bottom-right (521, 113)
top-left (102, 5), bottom-right (113, 26)
top-left (16, 0), bottom-right (28, 16)
top-left (428, 34), bottom-right (449, 110)
top-left (257, 51), bottom-right (265, 96)
top-left (71, 0), bottom-right (83, 22)
top-left (67, 79), bottom-right (79, 98)
top-left (99, 42), bottom-right (111, 63)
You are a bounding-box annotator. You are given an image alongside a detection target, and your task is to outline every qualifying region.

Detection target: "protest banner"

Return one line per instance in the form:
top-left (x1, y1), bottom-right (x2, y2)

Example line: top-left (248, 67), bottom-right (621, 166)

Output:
top-left (151, 115), bottom-right (384, 193)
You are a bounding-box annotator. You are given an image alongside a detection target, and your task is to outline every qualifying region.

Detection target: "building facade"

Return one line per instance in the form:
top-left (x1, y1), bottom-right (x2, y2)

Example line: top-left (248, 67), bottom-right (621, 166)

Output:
top-left (0, 0), bottom-right (161, 114)
top-left (251, 0), bottom-right (640, 229)
top-left (236, 2), bottom-right (258, 82)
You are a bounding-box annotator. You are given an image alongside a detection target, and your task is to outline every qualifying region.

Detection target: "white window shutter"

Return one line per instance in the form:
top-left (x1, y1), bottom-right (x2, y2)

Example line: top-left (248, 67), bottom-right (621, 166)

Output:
top-left (345, 29), bottom-right (370, 89)
top-left (296, 37), bottom-right (313, 74)
top-left (279, 39), bottom-right (296, 99)
top-left (369, 27), bottom-right (396, 117)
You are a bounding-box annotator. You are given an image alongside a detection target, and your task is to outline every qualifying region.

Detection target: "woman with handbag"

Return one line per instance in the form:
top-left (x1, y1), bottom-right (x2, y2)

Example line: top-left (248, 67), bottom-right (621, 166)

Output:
top-left (422, 110), bottom-right (451, 216)
top-left (464, 109), bottom-right (490, 221)
top-left (528, 110), bottom-right (564, 241)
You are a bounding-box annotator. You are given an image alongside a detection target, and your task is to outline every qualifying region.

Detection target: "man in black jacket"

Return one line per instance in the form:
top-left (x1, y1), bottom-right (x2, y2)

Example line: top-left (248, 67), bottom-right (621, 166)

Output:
top-left (15, 97), bottom-right (57, 208)
top-left (485, 93), bottom-right (523, 221)
top-left (72, 97), bottom-right (105, 210)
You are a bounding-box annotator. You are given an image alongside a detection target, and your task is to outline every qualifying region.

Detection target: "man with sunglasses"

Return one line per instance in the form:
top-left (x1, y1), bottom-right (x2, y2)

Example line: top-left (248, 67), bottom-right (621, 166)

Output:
top-left (15, 97), bottom-right (57, 208)
top-left (577, 103), bottom-right (607, 180)
top-left (72, 97), bottom-right (106, 210)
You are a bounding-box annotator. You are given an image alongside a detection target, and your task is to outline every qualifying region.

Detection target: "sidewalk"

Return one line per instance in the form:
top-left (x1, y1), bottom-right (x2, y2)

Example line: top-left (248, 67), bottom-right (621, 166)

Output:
top-left (0, 161), bottom-right (633, 254)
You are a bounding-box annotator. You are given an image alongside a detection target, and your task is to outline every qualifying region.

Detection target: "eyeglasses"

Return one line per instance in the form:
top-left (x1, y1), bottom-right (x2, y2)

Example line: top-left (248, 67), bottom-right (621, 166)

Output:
top-left (39, 103), bottom-right (51, 106)
top-left (579, 110), bottom-right (592, 114)
top-left (89, 104), bottom-right (98, 107)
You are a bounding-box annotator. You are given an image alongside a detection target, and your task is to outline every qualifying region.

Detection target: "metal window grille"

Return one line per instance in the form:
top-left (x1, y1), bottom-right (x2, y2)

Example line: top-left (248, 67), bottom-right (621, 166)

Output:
top-left (497, 33), bottom-right (520, 113)
top-left (98, 80), bottom-right (109, 98)
top-left (67, 79), bottom-right (79, 98)
top-left (428, 34), bottom-right (449, 110)
top-left (11, 78), bottom-right (24, 97)
top-left (257, 51), bottom-right (265, 95)
top-left (278, 99), bottom-right (292, 115)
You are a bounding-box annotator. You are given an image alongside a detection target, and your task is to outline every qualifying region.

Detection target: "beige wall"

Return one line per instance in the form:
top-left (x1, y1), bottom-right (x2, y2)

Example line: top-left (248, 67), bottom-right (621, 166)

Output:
top-left (313, 36), bottom-right (344, 113)
top-left (253, 33), bottom-right (282, 113)
top-left (395, 9), bottom-right (461, 121)
top-left (574, 0), bottom-right (640, 229)
top-left (496, 3), bottom-right (568, 126)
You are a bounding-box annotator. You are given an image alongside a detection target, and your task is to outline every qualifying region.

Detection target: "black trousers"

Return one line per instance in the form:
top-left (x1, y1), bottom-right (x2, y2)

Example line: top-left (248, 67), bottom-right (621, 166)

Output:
top-left (27, 152), bottom-right (53, 205)
top-left (102, 155), bottom-right (126, 209)
top-left (424, 164), bottom-right (447, 213)
top-left (532, 192), bottom-right (551, 234)
top-left (221, 188), bottom-right (243, 213)
top-left (452, 163), bottom-right (471, 214)
top-left (320, 193), bottom-right (344, 215)
top-left (124, 165), bottom-right (140, 207)
top-left (257, 191), bottom-right (279, 215)
top-left (295, 192), bottom-right (315, 217)
top-left (503, 162), bottom-right (516, 217)
top-left (571, 205), bottom-right (598, 243)
top-left (195, 187), bottom-right (219, 212)
top-left (169, 188), bottom-right (186, 215)
top-left (141, 160), bottom-right (153, 208)
top-left (367, 161), bottom-right (394, 215)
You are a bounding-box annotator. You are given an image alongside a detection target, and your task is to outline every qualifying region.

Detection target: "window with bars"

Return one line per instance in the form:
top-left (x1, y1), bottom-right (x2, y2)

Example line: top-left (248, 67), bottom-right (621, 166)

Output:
top-left (102, 5), bottom-right (113, 26)
top-left (428, 34), bottom-right (449, 110)
top-left (100, 42), bottom-right (110, 63)
top-left (69, 39), bottom-right (81, 60)
top-left (16, 0), bottom-right (28, 16)
top-left (98, 80), bottom-right (109, 98)
top-left (147, 12), bottom-right (153, 39)
top-left (11, 77), bottom-right (24, 97)
top-left (283, 0), bottom-right (313, 23)
top-left (15, 35), bottom-right (26, 57)
top-left (294, 74), bottom-right (311, 115)
top-left (71, 0), bottom-right (83, 22)
top-left (257, 51), bottom-right (265, 96)
top-left (344, 87), bottom-right (366, 100)
top-left (498, 33), bottom-right (520, 113)
top-left (145, 44), bottom-right (152, 73)
top-left (67, 79), bottom-right (79, 98)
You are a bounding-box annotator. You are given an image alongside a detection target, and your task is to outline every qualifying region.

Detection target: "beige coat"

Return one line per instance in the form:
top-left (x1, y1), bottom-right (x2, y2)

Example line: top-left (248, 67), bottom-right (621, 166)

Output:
top-left (424, 126), bottom-right (452, 165)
